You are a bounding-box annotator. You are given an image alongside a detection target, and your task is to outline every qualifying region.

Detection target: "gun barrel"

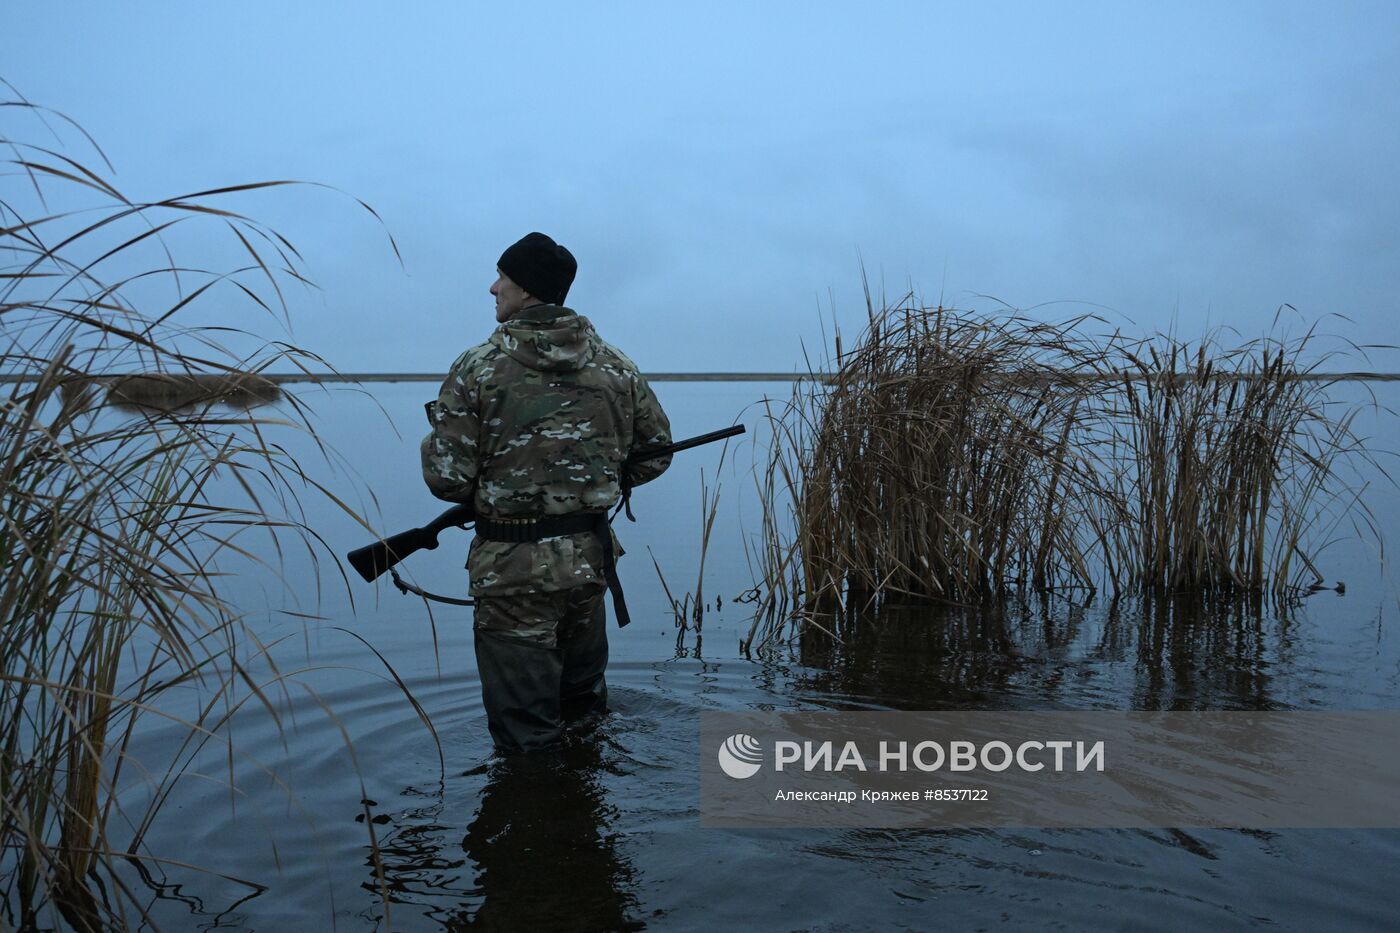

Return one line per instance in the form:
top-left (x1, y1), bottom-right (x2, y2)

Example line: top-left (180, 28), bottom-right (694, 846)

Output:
top-left (630, 424), bottom-right (744, 462)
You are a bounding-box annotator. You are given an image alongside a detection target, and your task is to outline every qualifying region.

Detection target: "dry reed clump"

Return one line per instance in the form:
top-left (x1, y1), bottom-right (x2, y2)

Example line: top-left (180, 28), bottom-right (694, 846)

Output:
top-left (103, 372), bottom-right (283, 410)
top-left (745, 298), bottom-right (1384, 651)
top-left (0, 83), bottom-right (407, 930)
top-left (800, 302), bottom-right (1117, 604)
top-left (743, 296), bottom-right (1120, 651)
top-left (53, 372), bottom-right (284, 414)
top-left (1102, 326), bottom-right (1380, 600)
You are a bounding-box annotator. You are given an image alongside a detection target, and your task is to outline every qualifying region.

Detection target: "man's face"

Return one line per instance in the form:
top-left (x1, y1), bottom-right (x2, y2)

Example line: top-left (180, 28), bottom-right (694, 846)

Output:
top-left (490, 270), bottom-right (531, 323)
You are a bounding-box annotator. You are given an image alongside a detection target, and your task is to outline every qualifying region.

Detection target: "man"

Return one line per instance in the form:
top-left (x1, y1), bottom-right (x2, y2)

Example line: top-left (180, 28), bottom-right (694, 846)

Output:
top-left (421, 232), bottom-right (672, 755)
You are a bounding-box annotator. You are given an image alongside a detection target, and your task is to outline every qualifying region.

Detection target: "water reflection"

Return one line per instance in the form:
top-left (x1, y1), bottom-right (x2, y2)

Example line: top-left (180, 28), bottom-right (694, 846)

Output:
top-left (790, 596), bottom-right (1293, 712)
top-left (366, 736), bottom-right (642, 932)
top-left (1116, 596), bottom-right (1291, 711)
top-left (793, 601), bottom-right (1044, 710)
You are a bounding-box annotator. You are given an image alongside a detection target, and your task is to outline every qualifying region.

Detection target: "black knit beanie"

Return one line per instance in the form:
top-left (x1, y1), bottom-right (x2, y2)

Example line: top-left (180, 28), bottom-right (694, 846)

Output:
top-left (497, 232), bottom-right (577, 305)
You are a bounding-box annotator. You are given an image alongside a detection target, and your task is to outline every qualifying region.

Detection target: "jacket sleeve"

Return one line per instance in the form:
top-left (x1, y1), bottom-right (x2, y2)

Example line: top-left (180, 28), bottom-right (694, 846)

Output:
top-left (624, 371), bottom-right (672, 488)
top-left (420, 353), bottom-right (481, 503)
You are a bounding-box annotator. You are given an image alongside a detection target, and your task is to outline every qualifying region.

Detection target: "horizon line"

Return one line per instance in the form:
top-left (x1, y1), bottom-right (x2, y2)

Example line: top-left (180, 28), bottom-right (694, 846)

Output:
top-left (7, 370), bottom-right (1400, 384)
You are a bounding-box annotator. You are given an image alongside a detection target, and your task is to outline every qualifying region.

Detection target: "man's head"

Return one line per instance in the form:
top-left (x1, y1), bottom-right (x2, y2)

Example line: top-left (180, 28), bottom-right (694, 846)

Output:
top-left (491, 232), bottom-right (577, 323)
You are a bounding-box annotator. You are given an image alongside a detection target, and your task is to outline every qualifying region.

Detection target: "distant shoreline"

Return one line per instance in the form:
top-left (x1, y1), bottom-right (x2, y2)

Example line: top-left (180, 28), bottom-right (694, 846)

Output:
top-left (0, 372), bottom-right (824, 384)
top-left (6, 371), bottom-right (1400, 384)
top-left (256, 372), bottom-right (822, 383)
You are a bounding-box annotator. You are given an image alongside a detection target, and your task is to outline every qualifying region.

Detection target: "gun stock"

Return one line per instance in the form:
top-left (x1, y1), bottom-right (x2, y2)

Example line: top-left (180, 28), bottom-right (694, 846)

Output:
top-left (347, 503), bottom-right (475, 582)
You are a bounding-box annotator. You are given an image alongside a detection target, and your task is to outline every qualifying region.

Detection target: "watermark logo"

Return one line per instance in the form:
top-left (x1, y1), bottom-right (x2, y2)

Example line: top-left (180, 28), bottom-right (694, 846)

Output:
top-left (703, 711), bottom-right (1400, 829)
top-left (718, 733), bottom-right (763, 779)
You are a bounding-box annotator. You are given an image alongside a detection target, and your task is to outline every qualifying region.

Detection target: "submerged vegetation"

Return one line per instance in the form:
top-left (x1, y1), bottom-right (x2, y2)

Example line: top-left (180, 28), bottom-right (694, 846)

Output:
top-left (745, 295), bottom-right (1389, 652)
top-left (0, 85), bottom-right (404, 928)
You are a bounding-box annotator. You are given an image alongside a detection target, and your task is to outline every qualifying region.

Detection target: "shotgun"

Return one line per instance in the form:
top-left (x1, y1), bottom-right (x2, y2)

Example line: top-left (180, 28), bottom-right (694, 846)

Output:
top-left (346, 424), bottom-right (745, 583)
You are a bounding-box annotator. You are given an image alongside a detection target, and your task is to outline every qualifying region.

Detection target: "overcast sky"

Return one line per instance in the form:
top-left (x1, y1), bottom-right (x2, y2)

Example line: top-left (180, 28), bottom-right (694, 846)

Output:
top-left (4, 1), bottom-right (1398, 374)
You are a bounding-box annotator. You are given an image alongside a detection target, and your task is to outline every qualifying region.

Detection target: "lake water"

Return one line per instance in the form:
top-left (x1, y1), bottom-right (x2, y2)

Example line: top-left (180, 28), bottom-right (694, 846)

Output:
top-left (116, 380), bottom-right (1400, 931)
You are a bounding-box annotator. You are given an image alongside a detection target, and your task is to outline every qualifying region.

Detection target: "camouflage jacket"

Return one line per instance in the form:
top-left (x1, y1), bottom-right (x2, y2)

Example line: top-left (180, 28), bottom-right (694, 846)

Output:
top-left (420, 304), bottom-right (672, 596)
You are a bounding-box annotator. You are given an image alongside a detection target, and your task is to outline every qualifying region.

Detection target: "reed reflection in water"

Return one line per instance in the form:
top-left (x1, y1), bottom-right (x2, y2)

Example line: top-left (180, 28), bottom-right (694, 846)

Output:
top-left (790, 595), bottom-right (1307, 714)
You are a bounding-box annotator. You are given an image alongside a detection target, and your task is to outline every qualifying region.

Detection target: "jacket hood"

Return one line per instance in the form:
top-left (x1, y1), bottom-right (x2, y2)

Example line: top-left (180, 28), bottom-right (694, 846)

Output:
top-left (489, 305), bottom-right (598, 372)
